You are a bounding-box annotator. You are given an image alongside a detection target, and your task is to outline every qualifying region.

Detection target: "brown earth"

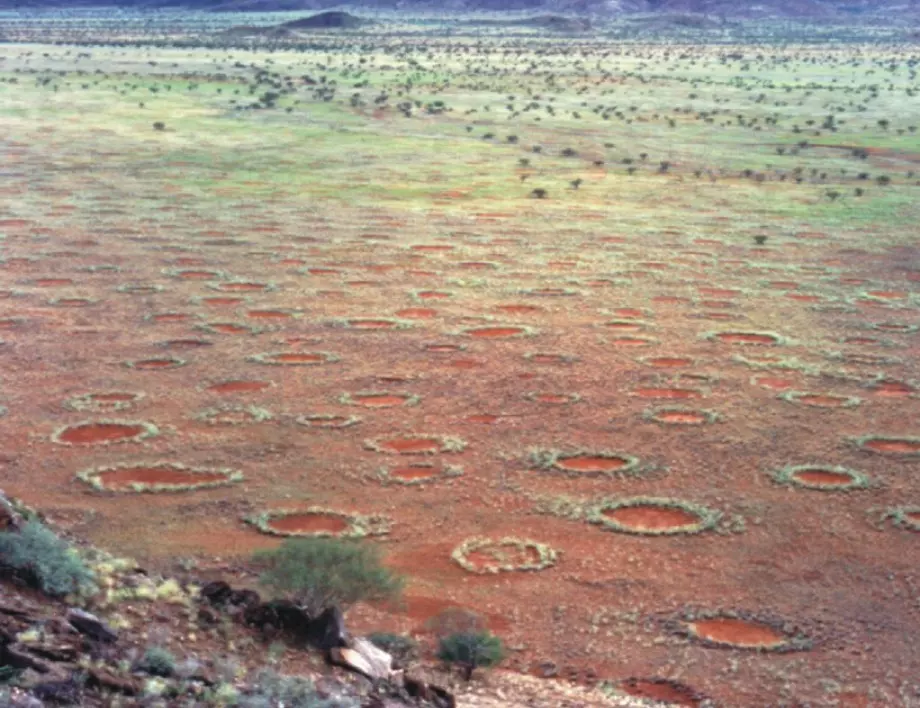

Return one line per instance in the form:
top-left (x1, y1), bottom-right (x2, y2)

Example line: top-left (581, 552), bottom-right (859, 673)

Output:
top-left (1, 135), bottom-right (919, 708)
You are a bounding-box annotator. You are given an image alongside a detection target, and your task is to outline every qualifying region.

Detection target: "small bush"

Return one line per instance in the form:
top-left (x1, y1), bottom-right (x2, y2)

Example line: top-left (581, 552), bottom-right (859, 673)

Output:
top-left (366, 632), bottom-right (419, 665)
top-left (0, 521), bottom-right (95, 597)
top-left (254, 538), bottom-right (404, 616)
top-left (137, 647), bottom-right (176, 677)
top-left (152, 121), bottom-right (166, 131)
top-left (437, 631), bottom-right (505, 680)
top-left (239, 669), bottom-right (360, 708)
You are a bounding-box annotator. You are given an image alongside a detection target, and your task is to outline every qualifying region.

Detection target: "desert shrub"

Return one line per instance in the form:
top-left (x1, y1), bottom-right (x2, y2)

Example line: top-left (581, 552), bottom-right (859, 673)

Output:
top-left (0, 521), bottom-right (95, 597)
top-left (152, 121), bottom-right (165, 131)
top-left (366, 632), bottom-right (419, 665)
top-left (137, 647), bottom-right (176, 677)
top-left (239, 669), bottom-right (360, 708)
top-left (253, 538), bottom-right (404, 616)
top-left (437, 631), bottom-right (505, 680)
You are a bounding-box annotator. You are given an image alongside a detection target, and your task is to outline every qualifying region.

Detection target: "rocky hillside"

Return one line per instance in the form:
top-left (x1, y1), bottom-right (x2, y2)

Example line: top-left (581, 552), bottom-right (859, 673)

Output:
top-left (5, 0), bottom-right (918, 19)
top-left (1, 490), bottom-right (649, 708)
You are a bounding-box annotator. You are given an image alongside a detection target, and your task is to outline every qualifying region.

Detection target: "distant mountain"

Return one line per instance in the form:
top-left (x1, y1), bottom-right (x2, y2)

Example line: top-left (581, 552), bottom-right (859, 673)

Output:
top-left (3, 0), bottom-right (918, 20)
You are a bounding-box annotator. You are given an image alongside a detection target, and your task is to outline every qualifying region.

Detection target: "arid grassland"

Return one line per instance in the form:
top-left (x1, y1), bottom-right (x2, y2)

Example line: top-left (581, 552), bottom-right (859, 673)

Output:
top-left (1, 12), bottom-right (919, 706)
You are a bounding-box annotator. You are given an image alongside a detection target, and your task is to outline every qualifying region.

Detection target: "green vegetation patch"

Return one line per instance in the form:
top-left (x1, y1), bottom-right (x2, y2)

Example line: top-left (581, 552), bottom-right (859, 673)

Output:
top-left (364, 434), bottom-right (467, 455)
top-left (451, 536), bottom-right (558, 574)
top-left (196, 405), bottom-right (273, 425)
top-left (524, 391), bottom-right (582, 405)
top-left (64, 391), bottom-right (145, 413)
top-left (124, 357), bottom-right (187, 370)
top-left (116, 283), bottom-right (164, 294)
top-left (339, 391), bottom-right (421, 407)
top-left (643, 407), bottom-right (722, 426)
top-left (587, 496), bottom-right (721, 536)
top-left (779, 391), bottom-right (862, 408)
top-left (248, 507), bottom-right (392, 539)
top-left (162, 268), bottom-right (228, 281)
top-left (0, 521), bottom-right (96, 597)
top-left (872, 506), bottom-right (920, 532)
top-left (375, 462), bottom-right (463, 486)
top-left (704, 330), bottom-right (786, 346)
top-left (295, 413), bottom-right (361, 429)
top-left (524, 352), bottom-right (579, 365)
top-left (77, 461), bottom-right (242, 493)
top-left (248, 351), bottom-right (340, 366)
top-left (771, 464), bottom-right (870, 492)
top-left (326, 317), bottom-right (415, 331)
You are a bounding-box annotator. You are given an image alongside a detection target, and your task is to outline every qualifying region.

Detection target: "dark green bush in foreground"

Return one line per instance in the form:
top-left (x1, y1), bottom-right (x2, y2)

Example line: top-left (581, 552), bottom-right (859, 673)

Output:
top-left (0, 521), bottom-right (95, 597)
top-left (253, 537), bottom-right (404, 616)
top-left (437, 631), bottom-right (505, 680)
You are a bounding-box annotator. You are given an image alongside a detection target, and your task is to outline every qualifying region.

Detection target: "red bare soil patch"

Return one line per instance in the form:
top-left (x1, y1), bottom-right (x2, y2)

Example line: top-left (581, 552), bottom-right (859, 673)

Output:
top-left (494, 304), bottom-right (542, 315)
top-left (466, 326), bottom-right (526, 338)
top-left (635, 387), bottom-right (703, 400)
top-left (390, 466), bottom-right (439, 481)
top-left (374, 437), bottom-right (442, 454)
top-left (791, 469), bottom-right (853, 487)
top-left (208, 380), bottom-right (272, 394)
top-left (131, 358), bottom-right (183, 370)
top-left (350, 393), bottom-right (412, 408)
top-left (55, 422), bottom-right (147, 444)
top-left (395, 308), bottom-right (437, 319)
top-left (860, 438), bottom-right (920, 454)
top-left (645, 356), bottom-right (693, 368)
top-left (264, 353), bottom-right (325, 364)
top-left (690, 618), bottom-right (786, 649)
top-left (872, 380), bottom-right (916, 397)
top-left (200, 297), bottom-right (244, 307)
top-left (247, 310), bottom-right (295, 319)
top-left (619, 678), bottom-right (703, 706)
top-left (603, 504), bottom-right (700, 531)
top-left (793, 394), bottom-right (853, 408)
top-left (650, 410), bottom-right (709, 425)
top-left (555, 455), bottom-right (629, 473)
top-left (266, 512), bottom-right (349, 535)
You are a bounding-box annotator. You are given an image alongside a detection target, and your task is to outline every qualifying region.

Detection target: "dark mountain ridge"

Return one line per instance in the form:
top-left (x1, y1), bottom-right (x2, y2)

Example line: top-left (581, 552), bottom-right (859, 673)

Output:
top-left (3, 0), bottom-right (918, 20)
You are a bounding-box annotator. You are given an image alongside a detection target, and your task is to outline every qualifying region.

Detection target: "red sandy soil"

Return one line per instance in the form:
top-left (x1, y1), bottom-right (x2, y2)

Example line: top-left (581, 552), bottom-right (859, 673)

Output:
top-left (1, 140), bottom-right (920, 707)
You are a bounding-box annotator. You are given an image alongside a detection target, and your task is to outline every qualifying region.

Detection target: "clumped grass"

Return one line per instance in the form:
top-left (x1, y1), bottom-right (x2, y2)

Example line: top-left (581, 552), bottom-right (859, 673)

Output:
top-left (0, 521), bottom-right (96, 597)
top-left (137, 647), bottom-right (177, 677)
top-left (239, 669), bottom-right (360, 708)
top-left (451, 536), bottom-right (557, 574)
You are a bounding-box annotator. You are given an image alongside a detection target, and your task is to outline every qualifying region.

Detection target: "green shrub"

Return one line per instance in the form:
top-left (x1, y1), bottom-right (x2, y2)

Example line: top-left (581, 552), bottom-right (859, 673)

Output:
top-left (437, 631), bottom-right (505, 680)
top-left (253, 538), bottom-right (404, 616)
top-left (0, 521), bottom-right (95, 597)
top-left (138, 647), bottom-right (176, 677)
top-left (239, 669), bottom-right (360, 708)
top-left (366, 632), bottom-right (419, 665)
